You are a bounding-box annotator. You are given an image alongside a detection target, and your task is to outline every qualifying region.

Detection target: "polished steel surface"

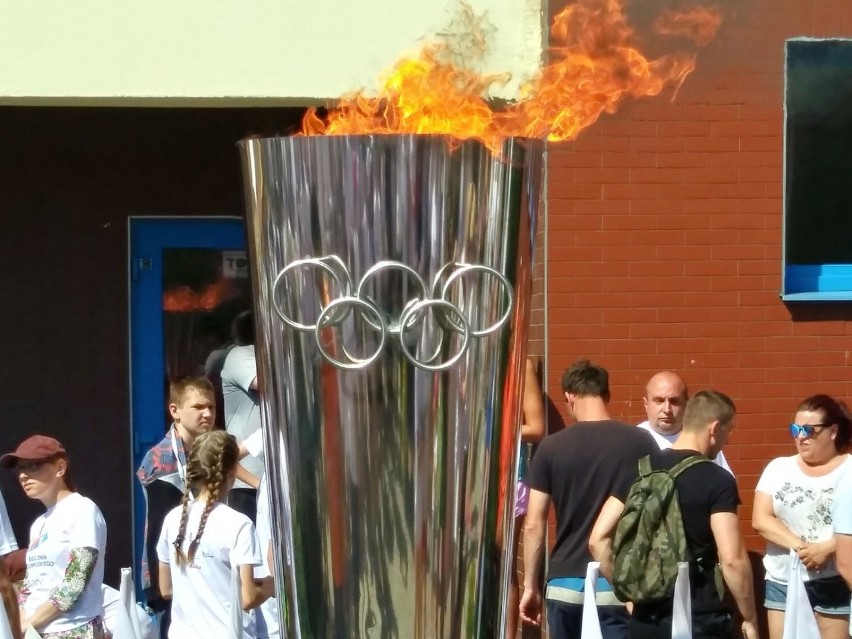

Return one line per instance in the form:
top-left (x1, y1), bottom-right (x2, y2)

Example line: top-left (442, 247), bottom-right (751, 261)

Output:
top-left (240, 134), bottom-right (543, 639)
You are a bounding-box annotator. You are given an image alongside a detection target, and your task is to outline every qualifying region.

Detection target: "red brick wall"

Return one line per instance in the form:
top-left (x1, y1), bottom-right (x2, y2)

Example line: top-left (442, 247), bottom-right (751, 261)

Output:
top-left (545, 0), bottom-right (852, 550)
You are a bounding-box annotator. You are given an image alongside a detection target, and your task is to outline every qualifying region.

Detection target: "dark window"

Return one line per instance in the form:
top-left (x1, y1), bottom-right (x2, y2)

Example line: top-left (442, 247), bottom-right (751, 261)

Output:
top-left (784, 39), bottom-right (852, 300)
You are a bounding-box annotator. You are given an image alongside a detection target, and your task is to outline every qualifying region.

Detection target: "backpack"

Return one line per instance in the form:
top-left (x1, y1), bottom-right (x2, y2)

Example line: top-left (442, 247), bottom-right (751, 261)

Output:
top-left (611, 453), bottom-right (710, 604)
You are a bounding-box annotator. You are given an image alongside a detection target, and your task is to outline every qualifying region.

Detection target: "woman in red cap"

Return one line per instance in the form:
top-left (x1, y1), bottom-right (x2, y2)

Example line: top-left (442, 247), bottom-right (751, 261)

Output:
top-left (1, 435), bottom-right (107, 639)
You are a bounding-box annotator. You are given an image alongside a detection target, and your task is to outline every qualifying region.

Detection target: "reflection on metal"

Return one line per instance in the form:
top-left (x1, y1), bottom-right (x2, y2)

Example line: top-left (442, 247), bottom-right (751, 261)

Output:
top-left (240, 134), bottom-right (543, 639)
top-left (272, 258), bottom-right (513, 370)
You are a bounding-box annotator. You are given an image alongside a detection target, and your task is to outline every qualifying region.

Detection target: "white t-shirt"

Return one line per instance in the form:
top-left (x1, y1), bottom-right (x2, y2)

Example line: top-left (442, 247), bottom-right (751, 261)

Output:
top-left (756, 454), bottom-right (852, 583)
top-left (636, 421), bottom-right (734, 475)
top-left (0, 491), bottom-right (18, 555)
top-left (157, 499), bottom-right (262, 639)
top-left (254, 477), bottom-right (280, 639)
top-left (222, 345), bottom-right (264, 487)
top-left (833, 466), bottom-right (852, 534)
top-left (23, 493), bottom-right (107, 634)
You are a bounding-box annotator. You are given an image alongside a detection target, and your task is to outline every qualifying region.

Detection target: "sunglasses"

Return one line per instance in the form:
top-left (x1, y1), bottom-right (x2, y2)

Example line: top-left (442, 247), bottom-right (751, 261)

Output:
top-left (789, 423), bottom-right (831, 439)
top-left (15, 460), bottom-right (51, 474)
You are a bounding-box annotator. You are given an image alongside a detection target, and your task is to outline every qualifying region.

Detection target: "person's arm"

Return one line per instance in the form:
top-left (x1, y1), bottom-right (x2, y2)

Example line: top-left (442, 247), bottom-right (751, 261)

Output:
top-left (521, 359), bottom-right (545, 444)
top-left (239, 564), bottom-right (273, 610)
top-left (158, 562), bottom-right (173, 600)
top-left (589, 496), bottom-right (625, 581)
top-left (519, 489), bottom-right (549, 627)
top-left (836, 533), bottom-right (852, 589)
top-left (23, 547), bottom-right (99, 632)
top-left (236, 465), bottom-right (260, 489)
top-left (751, 490), bottom-right (804, 550)
top-left (711, 512), bottom-right (759, 639)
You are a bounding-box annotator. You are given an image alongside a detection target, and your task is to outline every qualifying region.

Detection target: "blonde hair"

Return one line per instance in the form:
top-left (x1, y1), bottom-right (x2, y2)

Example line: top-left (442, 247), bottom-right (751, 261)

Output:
top-left (173, 430), bottom-right (239, 568)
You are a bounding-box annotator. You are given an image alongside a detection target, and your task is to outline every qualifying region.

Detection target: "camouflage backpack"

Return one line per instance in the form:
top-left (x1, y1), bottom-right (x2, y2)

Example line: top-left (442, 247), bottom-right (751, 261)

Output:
top-left (611, 453), bottom-right (710, 604)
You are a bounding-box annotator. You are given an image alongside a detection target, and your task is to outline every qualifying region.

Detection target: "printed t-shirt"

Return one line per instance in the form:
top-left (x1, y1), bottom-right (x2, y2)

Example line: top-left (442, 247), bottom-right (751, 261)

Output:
top-left (23, 492), bottom-right (107, 634)
top-left (756, 454), bottom-right (852, 583)
top-left (0, 491), bottom-right (18, 555)
top-left (157, 499), bottom-right (262, 639)
top-left (527, 420), bottom-right (657, 580)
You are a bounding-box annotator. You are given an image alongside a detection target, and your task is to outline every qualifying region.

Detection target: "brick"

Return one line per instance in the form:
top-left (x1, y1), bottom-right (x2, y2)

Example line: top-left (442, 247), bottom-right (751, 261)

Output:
top-left (549, 214), bottom-right (602, 231)
top-left (629, 198), bottom-right (685, 214)
top-left (572, 199), bottom-right (630, 215)
top-left (683, 137), bottom-right (740, 152)
top-left (711, 214), bottom-right (766, 230)
top-left (739, 167), bottom-right (781, 183)
top-left (681, 105), bottom-right (740, 121)
top-left (600, 339), bottom-right (658, 355)
top-left (630, 137), bottom-right (686, 153)
top-left (549, 152), bottom-right (602, 168)
top-left (602, 120), bottom-right (657, 136)
top-left (711, 183), bottom-right (766, 199)
top-left (601, 214), bottom-right (658, 231)
top-left (656, 121), bottom-right (712, 136)
top-left (738, 105), bottom-right (783, 121)
top-left (630, 168), bottom-right (684, 184)
top-left (548, 183), bottom-right (603, 200)
top-left (682, 168), bottom-right (739, 183)
top-left (685, 261), bottom-right (737, 276)
top-left (572, 135), bottom-right (630, 153)
top-left (602, 183), bottom-right (658, 199)
top-left (711, 244), bottom-right (765, 260)
top-left (573, 168), bottom-right (630, 184)
top-left (656, 152), bottom-right (712, 168)
top-left (630, 261), bottom-right (686, 277)
top-left (601, 152), bottom-right (656, 168)
top-left (710, 120), bottom-right (769, 136)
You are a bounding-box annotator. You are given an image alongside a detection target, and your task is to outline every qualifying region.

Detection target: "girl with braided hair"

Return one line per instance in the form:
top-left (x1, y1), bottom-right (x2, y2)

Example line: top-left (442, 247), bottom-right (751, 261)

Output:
top-left (156, 430), bottom-right (272, 639)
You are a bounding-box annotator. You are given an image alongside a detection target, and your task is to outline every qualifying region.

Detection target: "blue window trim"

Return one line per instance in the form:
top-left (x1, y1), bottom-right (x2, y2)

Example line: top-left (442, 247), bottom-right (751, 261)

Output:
top-left (782, 264), bottom-right (852, 301)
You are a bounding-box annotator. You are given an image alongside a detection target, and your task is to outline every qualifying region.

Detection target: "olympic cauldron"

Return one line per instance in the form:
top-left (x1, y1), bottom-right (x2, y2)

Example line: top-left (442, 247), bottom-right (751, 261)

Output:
top-left (239, 134), bottom-right (543, 639)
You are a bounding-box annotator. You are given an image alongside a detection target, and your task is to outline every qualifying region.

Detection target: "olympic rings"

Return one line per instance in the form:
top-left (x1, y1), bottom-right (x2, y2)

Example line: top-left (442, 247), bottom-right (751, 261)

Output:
top-left (271, 256), bottom-right (514, 371)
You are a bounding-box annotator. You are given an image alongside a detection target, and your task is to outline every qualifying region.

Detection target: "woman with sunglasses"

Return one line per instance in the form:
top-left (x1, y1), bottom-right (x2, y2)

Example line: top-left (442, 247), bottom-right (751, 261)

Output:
top-left (752, 394), bottom-right (852, 639)
top-left (0, 435), bottom-right (107, 639)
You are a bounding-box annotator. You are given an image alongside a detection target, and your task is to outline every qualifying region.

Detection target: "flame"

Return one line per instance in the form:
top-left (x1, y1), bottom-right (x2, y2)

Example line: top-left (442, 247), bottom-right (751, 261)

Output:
top-left (302, 0), bottom-right (722, 151)
top-left (163, 279), bottom-right (232, 312)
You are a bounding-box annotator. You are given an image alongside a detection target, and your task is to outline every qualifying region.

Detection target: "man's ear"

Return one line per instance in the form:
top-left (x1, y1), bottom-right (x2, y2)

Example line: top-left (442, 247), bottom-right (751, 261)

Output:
top-left (707, 419), bottom-right (721, 438)
top-left (168, 403), bottom-right (180, 421)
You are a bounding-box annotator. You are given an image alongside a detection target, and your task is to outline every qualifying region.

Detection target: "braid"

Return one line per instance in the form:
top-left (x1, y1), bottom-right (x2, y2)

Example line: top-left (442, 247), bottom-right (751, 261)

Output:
top-left (176, 430), bottom-right (239, 566)
top-left (172, 490), bottom-right (193, 568)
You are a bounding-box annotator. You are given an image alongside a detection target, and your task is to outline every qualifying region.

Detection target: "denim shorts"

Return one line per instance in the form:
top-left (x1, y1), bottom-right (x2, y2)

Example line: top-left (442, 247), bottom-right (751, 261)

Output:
top-left (764, 576), bottom-right (852, 616)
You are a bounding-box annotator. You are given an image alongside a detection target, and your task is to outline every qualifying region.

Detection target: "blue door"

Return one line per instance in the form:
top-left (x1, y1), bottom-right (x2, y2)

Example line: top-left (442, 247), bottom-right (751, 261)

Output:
top-left (128, 217), bottom-right (250, 589)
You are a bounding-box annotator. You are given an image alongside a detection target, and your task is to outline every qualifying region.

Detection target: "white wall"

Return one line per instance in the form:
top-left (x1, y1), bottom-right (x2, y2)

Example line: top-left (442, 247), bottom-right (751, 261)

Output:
top-left (0, 0), bottom-right (545, 105)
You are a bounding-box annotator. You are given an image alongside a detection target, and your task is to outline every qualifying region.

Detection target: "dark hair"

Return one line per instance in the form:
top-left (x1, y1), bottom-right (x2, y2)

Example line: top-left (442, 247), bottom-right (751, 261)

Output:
top-left (231, 311), bottom-right (254, 346)
top-left (173, 431), bottom-right (239, 568)
top-left (683, 390), bottom-right (736, 432)
top-left (561, 359), bottom-right (610, 401)
top-left (169, 376), bottom-right (215, 407)
top-left (797, 394), bottom-right (851, 452)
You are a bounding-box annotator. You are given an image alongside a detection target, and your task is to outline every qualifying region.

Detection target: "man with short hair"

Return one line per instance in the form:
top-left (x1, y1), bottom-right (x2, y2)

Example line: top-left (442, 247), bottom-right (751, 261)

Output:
top-left (591, 390), bottom-right (759, 639)
top-left (638, 371), bottom-right (733, 475)
top-left (520, 359), bottom-right (657, 639)
top-left (136, 377), bottom-right (215, 619)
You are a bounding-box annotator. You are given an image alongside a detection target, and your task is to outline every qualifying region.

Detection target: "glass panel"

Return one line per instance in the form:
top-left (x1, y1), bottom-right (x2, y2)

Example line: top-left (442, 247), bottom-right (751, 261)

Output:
top-left (162, 248), bottom-right (252, 427)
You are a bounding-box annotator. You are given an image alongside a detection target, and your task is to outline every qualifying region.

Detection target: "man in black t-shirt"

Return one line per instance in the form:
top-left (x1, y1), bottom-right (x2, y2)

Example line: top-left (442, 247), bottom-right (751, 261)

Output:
top-left (590, 390), bottom-right (759, 639)
top-left (520, 359), bottom-right (657, 639)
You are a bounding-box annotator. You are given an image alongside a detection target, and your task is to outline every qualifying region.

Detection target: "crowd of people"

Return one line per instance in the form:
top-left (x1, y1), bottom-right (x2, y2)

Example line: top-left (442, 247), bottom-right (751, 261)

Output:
top-left (0, 344), bottom-right (851, 638)
top-left (519, 359), bottom-right (852, 639)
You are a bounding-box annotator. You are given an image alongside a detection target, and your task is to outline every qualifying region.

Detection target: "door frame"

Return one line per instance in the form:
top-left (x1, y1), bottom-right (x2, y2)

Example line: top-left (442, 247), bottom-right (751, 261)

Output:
top-left (126, 215), bottom-right (247, 584)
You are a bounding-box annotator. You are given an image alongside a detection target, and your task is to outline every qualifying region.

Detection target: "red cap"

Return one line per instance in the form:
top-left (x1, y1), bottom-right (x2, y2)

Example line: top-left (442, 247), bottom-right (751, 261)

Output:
top-left (0, 435), bottom-right (66, 469)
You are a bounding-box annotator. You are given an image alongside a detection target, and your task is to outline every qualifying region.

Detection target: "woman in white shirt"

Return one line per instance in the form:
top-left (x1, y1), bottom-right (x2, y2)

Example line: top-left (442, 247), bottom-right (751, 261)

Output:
top-left (753, 394), bottom-right (852, 639)
top-left (0, 435), bottom-right (107, 639)
top-left (157, 430), bottom-right (272, 639)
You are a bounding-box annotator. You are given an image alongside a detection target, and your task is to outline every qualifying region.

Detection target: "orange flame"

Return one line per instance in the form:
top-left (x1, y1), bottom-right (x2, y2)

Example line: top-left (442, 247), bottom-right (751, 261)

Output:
top-left (163, 280), bottom-right (232, 313)
top-left (301, 0), bottom-right (722, 151)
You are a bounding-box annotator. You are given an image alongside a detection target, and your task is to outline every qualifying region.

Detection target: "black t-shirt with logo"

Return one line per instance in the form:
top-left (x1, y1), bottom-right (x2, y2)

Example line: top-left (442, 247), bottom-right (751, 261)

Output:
top-left (527, 420), bottom-right (658, 580)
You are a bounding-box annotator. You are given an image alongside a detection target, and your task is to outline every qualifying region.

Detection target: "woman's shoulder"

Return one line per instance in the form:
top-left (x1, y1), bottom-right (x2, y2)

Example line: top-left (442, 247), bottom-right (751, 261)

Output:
top-left (62, 492), bottom-right (104, 517)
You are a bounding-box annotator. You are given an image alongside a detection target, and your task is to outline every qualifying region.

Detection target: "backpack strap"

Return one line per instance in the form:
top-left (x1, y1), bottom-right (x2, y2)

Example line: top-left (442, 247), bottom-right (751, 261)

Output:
top-left (669, 453), bottom-right (710, 478)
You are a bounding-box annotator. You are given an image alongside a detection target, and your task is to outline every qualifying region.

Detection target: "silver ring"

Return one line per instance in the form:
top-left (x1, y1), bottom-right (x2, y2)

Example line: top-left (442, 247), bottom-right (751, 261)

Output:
top-left (272, 257), bottom-right (352, 331)
top-left (398, 299), bottom-right (471, 371)
top-left (314, 297), bottom-right (386, 370)
top-left (440, 264), bottom-right (514, 337)
top-left (356, 260), bottom-right (429, 334)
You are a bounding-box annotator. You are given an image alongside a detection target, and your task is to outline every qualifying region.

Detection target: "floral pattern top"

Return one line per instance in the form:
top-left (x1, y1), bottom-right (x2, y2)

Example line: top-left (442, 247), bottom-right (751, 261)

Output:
top-left (755, 454), bottom-right (852, 583)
